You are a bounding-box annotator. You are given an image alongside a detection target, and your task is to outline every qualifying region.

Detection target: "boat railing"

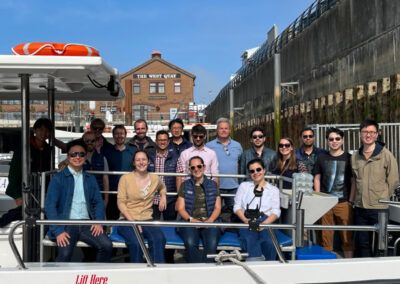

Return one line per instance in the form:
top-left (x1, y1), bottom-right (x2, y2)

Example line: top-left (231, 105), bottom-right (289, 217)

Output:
top-left (5, 169), bottom-right (388, 269)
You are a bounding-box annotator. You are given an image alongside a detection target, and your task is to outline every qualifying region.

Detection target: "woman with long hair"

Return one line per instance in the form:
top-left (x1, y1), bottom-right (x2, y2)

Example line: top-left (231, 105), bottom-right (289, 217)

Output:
top-left (270, 137), bottom-right (307, 188)
top-left (117, 150), bottom-right (167, 263)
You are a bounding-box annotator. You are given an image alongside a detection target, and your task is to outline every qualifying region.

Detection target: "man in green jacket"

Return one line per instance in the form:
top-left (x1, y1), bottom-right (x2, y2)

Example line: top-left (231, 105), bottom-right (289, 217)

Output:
top-left (350, 118), bottom-right (399, 257)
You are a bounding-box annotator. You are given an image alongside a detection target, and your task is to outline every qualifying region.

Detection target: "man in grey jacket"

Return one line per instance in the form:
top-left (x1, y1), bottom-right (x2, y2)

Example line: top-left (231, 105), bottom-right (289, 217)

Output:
top-left (239, 126), bottom-right (276, 180)
top-left (350, 118), bottom-right (399, 257)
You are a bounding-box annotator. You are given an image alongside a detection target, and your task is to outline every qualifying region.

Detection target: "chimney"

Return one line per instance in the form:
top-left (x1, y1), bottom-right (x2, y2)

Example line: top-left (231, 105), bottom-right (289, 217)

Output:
top-left (151, 50), bottom-right (162, 58)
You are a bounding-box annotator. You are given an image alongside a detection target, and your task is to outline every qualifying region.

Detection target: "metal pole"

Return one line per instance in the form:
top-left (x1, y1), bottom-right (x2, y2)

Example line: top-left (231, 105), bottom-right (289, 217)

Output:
top-left (229, 88), bottom-right (234, 136)
top-left (295, 209), bottom-right (305, 248)
top-left (377, 211), bottom-right (388, 255)
top-left (131, 225), bottom-right (155, 267)
top-left (267, 228), bottom-right (287, 263)
top-left (74, 100), bottom-right (80, 132)
top-left (47, 77), bottom-right (55, 170)
top-left (20, 74), bottom-right (31, 262)
top-left (273, 53), bottom-right (281, 149)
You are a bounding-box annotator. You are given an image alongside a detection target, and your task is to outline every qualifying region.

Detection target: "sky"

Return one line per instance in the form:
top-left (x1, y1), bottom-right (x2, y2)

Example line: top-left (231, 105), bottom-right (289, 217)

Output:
top-left (0, 0), bottom-right (315, 105)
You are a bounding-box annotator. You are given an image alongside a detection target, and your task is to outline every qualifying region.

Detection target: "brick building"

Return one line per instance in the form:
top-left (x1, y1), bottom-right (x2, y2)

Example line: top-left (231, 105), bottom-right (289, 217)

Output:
top-left (120, 51), bottom-right (195, 126)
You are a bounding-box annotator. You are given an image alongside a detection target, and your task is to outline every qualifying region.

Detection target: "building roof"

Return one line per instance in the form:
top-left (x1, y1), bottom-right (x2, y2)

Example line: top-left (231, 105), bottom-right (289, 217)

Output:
top-left (121, 55), bottom-right (196, 80)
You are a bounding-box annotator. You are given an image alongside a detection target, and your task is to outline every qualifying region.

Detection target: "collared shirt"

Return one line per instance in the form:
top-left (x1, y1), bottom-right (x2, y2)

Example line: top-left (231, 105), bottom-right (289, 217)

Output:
top-left (178, 146), bottom-right (219, 178)
top-left (68, 166), bottom-right (89, 219)
top-left (206, 138), bottom-right (243, 189)
top-left (295, 146), bottom-right (326, 174)
top-left (153, 150), bottom-right (168, 205)
top-left (233, 181), bottom-right (281, 218)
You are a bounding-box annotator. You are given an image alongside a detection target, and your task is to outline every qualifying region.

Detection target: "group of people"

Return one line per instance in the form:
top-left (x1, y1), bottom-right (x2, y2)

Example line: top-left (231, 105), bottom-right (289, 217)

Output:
top-left (2, 116), bottom-right (399, 263)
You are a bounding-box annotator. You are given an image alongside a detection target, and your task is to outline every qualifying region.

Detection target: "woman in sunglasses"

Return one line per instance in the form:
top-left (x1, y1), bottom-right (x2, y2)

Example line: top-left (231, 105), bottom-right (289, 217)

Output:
top-left (117, 150), bottom-right (167, 263)
top-left (270, 137), bottom-right (307, 188)
top-left (234, 158), bottom-right (280, 260)
top-left (176, 156), bottom-right (222, 263)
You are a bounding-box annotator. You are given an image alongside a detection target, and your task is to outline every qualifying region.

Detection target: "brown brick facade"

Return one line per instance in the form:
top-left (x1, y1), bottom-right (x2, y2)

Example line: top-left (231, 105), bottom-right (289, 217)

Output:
top-left (120, 51), bottom-right (195, 126)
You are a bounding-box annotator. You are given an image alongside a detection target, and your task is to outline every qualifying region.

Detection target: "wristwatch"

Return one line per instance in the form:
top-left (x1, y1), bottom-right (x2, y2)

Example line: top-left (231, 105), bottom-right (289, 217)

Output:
top-left (188, 216), bottom-right (193, 222)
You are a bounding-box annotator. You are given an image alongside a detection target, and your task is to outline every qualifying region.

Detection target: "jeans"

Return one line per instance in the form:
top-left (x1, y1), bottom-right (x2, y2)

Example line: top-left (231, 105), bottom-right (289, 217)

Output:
top-left (117, 226), bottom-right (166, 263)
top-left (239, 228), bottom-right (276, 260)
top-left (354, 207), bottom-right (386, 257)
top-left (177, 227), bottom-right (221, 263)
top-left (152, 199), bottom-right (177, 221)
top-left (219, 188), bottom-right (237, 212)
top-left (56, 225), bottom-right (112, 262)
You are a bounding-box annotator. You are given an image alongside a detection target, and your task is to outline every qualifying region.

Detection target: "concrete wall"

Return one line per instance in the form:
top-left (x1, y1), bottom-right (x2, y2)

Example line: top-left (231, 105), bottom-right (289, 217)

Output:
top-left (205, 0), bottom-right (400, 146)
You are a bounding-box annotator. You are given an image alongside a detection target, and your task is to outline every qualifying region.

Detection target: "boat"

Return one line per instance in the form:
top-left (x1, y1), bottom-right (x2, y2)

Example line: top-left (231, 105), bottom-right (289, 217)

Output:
top-left (1, 47), bottom-right (400, 284)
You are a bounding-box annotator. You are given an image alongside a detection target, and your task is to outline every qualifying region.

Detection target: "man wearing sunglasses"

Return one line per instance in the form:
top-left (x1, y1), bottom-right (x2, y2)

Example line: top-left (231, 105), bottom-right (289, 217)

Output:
top-left (45, 140), bottom-right (112, 262)
top-left (206, 118), bottom-right (242, 218)
top-left (177, 124), bottom-right (219, 190)
top-left (295, 127), bottom-right (326, 174)
top-left (239, 126), bottom-right (276, 180)
top-left (313, 127), bottom-right (353, 258)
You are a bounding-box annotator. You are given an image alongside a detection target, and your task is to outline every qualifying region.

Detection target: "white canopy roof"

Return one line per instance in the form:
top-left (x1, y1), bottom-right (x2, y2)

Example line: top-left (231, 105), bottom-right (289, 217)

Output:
top-left (0, 55), bottom-right (124, 101)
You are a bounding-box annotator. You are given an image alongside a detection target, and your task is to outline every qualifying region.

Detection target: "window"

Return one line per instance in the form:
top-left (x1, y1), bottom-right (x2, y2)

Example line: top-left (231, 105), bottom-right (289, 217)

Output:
top-left (133, 82), bottom-right (140, 94)
top-left (149, 83), bottom-right (157, 94)
top-left (174, 82), bottom-right (181, 93)
top-left (158, 83), bottom-right (165, 94)
top-left (132, 104), bottom-right (154, 120)
top-left (149, 82), bottom-right (165, 94)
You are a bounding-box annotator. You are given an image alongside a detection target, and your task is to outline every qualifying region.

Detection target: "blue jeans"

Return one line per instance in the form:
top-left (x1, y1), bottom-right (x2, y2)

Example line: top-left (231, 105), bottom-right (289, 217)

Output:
top-left (239, 228), bottom-right (276, 260)
top-left (56, 225), bottom-right (112, 262)
top-left (178, 227), bottom-right (221, 263)
top-left (117, 226), bottom-right (166, 263)
top-left (219, 188), bottom-right (237, 212)
top-left (354, 207), bottom-right (386, 257)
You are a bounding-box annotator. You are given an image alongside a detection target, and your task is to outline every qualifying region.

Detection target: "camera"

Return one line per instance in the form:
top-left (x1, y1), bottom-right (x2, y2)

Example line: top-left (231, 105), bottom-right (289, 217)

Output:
top-left (244, 205), bottom-right (266, 232)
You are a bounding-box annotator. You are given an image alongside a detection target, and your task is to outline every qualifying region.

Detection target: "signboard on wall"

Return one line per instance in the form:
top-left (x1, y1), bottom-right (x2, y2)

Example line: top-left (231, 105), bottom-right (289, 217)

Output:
top-left (134, 73), bottom-right (181, 79)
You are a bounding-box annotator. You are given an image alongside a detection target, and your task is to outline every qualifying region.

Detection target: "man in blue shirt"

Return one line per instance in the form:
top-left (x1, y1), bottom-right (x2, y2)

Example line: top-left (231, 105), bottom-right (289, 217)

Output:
top-left (206, 117), bottom-right (242, 215)
top-left (45, 140), bottom-right (112, 262)
top-left (103, 125), bottom-right (134, 220)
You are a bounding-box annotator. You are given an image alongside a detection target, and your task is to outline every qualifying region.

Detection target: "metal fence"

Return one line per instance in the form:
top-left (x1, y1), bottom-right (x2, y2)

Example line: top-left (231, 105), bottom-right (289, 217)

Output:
top-left (311, 123), bottom-right (400, 166)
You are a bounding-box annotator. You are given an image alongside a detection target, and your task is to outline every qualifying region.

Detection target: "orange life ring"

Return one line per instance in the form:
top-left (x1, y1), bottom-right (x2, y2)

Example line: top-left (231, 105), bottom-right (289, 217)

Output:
top-left (11, 42), bottom-right (100, 56)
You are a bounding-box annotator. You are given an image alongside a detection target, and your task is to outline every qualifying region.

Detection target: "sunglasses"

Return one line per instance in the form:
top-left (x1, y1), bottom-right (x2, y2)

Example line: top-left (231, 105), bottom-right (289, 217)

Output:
top-left (249, 167), bottom-right (263, 174)
top-left (328, 137), bottom-right (342, 142)
top-left (69, 152), bottom-right (86, 158)
top-left (92, 126), bottom-right (104, 131)
top-left (252, 135), bottom-right (264, 139)
top-left (278, 143), bottom-right (291, 148)
top-left (190, 164), bottom-right (204, 171)
top-left (223, 145), bottom-right (230, 156)
top-left (302, 135), bottom-right (314, 139)
top-left (84, 139), bottom-right (96, 144)
top-left (192, 134), bottom-right (205, 139)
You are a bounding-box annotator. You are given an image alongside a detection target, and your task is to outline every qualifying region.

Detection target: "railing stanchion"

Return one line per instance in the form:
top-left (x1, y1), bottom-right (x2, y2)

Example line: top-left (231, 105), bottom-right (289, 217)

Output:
top-left (132, 224), bottom-right (155, 267)
top-left (377, 211), bottom-right (388, 256)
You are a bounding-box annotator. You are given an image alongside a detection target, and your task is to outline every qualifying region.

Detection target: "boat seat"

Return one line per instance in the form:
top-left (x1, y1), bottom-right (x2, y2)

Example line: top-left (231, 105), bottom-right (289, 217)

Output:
top-left (296, 245), bottom-right (337, 260)
top-left (108, 226), bottom-right (293, 250)
top-left (42, 226), bottom-right (293, 251)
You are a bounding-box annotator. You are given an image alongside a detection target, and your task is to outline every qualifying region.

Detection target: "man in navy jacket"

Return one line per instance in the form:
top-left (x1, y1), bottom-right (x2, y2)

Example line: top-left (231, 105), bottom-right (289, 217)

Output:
top-left (45, 140), bottom-right (112, 262)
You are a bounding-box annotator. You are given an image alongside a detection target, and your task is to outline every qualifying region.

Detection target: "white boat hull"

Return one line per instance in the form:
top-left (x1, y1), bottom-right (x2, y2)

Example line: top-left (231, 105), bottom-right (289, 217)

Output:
top-left (1, 258), bottom-right (400, 284)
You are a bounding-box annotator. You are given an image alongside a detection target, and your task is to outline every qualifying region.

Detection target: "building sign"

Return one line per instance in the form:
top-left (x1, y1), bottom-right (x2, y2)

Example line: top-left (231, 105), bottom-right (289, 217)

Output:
top-left (134, 73), bottom-right (181, 79)
top-left (100, 106), bottom-right (117, 113)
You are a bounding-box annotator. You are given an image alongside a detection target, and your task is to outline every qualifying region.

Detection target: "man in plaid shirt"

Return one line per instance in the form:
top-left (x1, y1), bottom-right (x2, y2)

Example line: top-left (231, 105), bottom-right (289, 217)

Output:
top-left (148, 130), bottom-right (180, 221)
